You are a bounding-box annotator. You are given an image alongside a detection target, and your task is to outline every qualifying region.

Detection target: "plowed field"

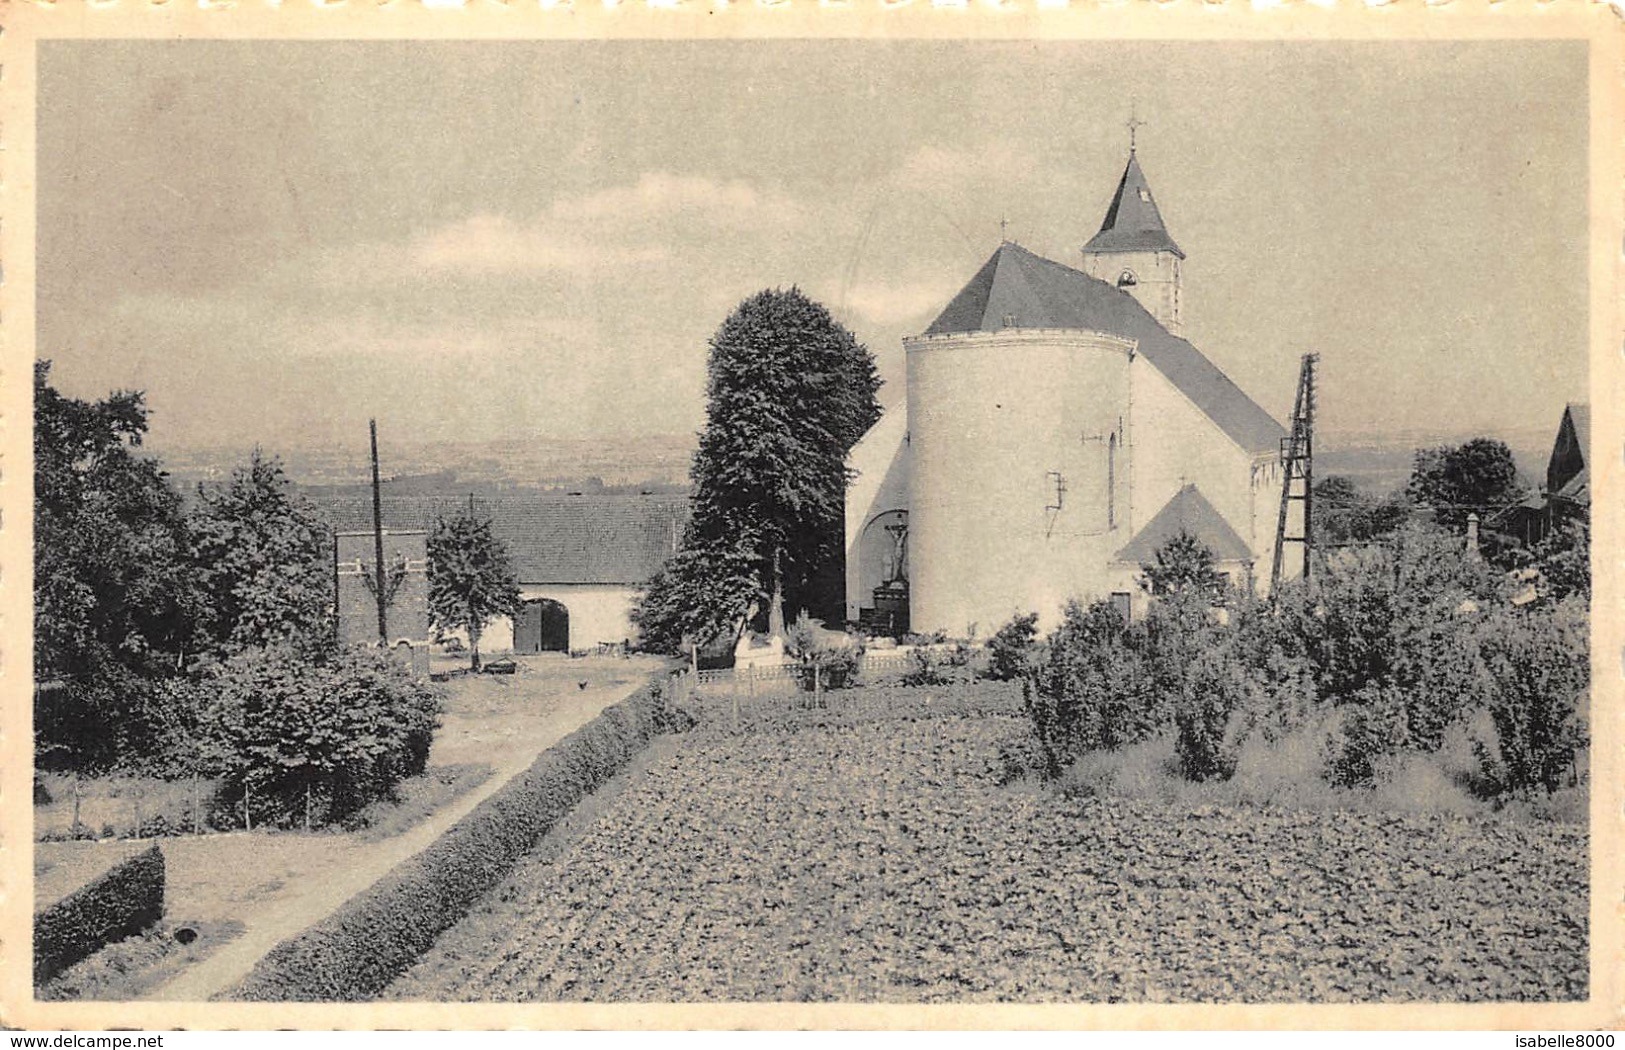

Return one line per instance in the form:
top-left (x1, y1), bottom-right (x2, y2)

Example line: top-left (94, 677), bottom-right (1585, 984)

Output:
top-left (388, 693), bottom-right (1587, 1003)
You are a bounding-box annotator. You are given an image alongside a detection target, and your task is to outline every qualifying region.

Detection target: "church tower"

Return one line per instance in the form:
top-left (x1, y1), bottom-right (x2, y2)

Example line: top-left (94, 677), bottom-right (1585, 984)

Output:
top-left (1081, 148), bottom-right (1185, 335)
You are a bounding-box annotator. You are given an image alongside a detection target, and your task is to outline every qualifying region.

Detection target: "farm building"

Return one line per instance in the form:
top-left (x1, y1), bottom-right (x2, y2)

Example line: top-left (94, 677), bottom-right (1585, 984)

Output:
top-left (315, 493), bottom-right (688, 653)
top-left (333, 529), bottom-right (431, 648)
top-left (1494, 402), bottom-right (1591, 546)
top-left (1546, 402), bottom-right (1591, 513)
top-left (846, 147), bottom-right (1293, 635)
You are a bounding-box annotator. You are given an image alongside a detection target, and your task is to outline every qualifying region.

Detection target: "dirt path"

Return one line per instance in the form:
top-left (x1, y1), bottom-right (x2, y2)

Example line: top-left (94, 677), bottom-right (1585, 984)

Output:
top-left (149, 657), bottom-right (661, 1002)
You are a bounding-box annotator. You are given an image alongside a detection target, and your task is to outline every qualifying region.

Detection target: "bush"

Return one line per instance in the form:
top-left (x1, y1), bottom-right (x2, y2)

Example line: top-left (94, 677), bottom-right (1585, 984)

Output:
top-left (1308, 526), bottom-right (1503, 756)
top-left (1473, 600), bottom-right (1589, 796)
top-left (785, 613), bottom-right (862, 691)
top-left (194, 644), bottom-right (442, 829)
top-left (35, 844), bottom-right (164, 985)
top-left (1029, 600), bottom-right (1163, 776)
top-left (231, 680), bottom-right (679, 1002)
top-left (1023, 525), bottom-right (1587, 806)
top-left (900, 648), bottom-right (951, 688)
top-left (1173, 642), bottom-right (1247, 781)
top-left (986, 612), bottom-right (1040, 682)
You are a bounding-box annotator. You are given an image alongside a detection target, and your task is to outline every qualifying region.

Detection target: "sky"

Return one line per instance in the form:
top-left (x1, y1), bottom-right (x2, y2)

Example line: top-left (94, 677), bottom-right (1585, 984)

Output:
top-left (37, 39), bottom-right (1589, 459)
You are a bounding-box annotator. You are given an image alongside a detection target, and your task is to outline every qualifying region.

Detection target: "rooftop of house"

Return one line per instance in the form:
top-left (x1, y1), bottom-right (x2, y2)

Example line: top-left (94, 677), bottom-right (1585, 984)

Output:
top-left (313, 493), bottom-right (689, 586)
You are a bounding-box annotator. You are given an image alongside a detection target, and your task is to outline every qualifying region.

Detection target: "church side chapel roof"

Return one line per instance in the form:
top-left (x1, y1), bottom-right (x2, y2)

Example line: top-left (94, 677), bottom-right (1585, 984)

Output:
top-left (1082, 152), bottom-right (1186, 258)
top-left (1114, 483), bottom-right (1254, 565)
top-left (924, 240), bottom-right (1285, 455)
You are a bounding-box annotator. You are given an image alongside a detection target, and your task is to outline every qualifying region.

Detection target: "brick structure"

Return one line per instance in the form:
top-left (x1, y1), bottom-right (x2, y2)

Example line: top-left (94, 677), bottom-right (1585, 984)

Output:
top-left (334, 530), bottom-right (430, 648)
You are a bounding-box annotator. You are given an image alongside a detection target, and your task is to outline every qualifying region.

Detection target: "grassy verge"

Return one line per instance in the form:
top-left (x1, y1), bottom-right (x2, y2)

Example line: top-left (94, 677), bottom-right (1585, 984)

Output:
top-left (35, 843), bottom-right (165, 985)
top-left (37, 920), bottom-right (246, 1001)
top-left (345, 764), bottom-right (494, 842)
top-left (230, 678), bottom-right (679, 1002)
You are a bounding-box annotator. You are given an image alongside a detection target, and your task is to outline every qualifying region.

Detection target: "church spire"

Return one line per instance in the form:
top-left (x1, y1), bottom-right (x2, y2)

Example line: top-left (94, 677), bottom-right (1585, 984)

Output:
top-left (1081, 138), bottom-right (1186, 335)
top-left (1083, 150), bottom-right (1184, 259)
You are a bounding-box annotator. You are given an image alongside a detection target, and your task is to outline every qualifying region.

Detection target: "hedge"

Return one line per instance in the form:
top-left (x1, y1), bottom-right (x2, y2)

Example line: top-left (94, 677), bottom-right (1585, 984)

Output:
top-left (34, 843), bottom-right (165, 985)
top-left (231, 680), bottom-right (678, 1001)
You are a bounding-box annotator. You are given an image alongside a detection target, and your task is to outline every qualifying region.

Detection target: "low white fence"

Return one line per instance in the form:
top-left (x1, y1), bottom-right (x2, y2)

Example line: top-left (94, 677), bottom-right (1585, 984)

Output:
top-left (662, 649), bottom-right (941, 720)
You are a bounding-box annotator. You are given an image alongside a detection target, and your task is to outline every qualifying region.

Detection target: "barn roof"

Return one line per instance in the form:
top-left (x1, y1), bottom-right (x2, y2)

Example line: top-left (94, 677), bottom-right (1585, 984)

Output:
top-left (312, 493), bottom-right (689, 585)
top-left (1114, 484), bottom-right (1254, 565)
top-left (923, 240), bottom-right (1284, 455)
top-left (1083, 152), bottom-right (1185, 258)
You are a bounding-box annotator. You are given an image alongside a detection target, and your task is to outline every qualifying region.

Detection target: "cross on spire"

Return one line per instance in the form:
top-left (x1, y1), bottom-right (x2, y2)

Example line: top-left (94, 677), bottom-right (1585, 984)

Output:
top-left (999, 215), bottom-right (1009, 242)
top-left (1126, 100), bottom-right (1146, 153)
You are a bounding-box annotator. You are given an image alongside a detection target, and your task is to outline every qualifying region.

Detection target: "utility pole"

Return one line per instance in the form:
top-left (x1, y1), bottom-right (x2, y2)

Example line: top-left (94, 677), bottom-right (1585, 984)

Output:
top-left (370, 419), bottom-right (389, 645)
top-left (1271, 353), bottom-right (1318, 596)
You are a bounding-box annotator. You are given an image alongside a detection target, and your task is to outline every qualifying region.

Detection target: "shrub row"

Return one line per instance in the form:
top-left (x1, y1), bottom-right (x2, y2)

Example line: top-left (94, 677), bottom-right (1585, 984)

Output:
top-left (34, 843), bottom-right (164, 985)
top-left (1026, 525), bottom-right (1589, 799)
top-left (230, 679), bottom-right (680, 1002)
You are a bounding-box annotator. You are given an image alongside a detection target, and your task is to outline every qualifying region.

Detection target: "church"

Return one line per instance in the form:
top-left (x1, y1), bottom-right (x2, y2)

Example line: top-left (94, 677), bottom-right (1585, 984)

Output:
top-left (845, 146), bottom-right (1294, 637)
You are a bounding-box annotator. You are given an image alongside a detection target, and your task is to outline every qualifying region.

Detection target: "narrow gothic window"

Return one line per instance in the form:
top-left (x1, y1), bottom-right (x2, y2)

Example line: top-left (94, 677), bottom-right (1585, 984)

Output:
top-left (1107, 433), bottom-right (1117, 529)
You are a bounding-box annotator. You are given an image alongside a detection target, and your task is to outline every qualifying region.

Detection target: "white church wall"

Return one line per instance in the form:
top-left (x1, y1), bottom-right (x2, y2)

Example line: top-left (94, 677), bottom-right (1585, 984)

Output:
top-left (475, 583), bottom-right (641, 655)
top-left (906, 328), bottom-right (1137, 636)
top-left (1129, 356), bottom-right (1261, 555)
top-left (1081, 250), bottom-right (1182, 335)
top-left (844, 409), bottom-right (912, 622)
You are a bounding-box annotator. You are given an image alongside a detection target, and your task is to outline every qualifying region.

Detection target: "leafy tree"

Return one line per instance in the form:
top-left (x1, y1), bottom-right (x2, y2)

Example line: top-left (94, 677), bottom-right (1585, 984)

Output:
top-left (1137, 530), bottom-right (1225, 599)
top-left (681, 287), bottom-right (882, 632)
top-left (33, 361), bottom-right (204, 769)
top-left (1407, 437), bottom-right (1525, 532)
top-left (1314, 475), bottom-right (1409, 545)
top-left (427, 505), bottom-right (522, 670)
top-left (631, 534), bottom-right (762, 654)
top-left (190, 449), bottom-right (333, 656)
top-left (194, 644), bottom-right (442, 828)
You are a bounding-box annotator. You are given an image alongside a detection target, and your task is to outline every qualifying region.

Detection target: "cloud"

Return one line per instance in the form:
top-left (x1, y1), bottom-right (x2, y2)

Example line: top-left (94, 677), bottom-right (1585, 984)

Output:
top-left (402, 173), bottom-right (807, 279)
top-left (411, 214), bottom-right (669, 275)
top-left (839, 280), bottom-right (955, 326)
top-left (555, 172), bottom-right (803, 228)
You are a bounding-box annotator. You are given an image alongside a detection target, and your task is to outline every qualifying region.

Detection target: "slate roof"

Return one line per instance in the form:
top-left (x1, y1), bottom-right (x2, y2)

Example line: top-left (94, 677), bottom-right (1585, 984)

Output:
top-left (1083, 153), bottom-right (1185, 258)
top-left (1114, 484), bottom-right (1254, 564)
top-left (1566, 403), bottom-right (1591, 462)
top-left (1545, 402), bottom-right (1591, 498)
top-left (313, 494), bottom-right (689, 585)
top-left (1553, 465), bottom-right (1589, 507)
top-left (923, 240), bottom-right (1285, 455)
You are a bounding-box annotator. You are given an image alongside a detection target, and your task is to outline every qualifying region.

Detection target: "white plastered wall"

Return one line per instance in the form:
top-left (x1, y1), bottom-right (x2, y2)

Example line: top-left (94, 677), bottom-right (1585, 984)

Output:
top-left (844, 409), bottom-right (912, 622)
top-left (461, 583), bottom-right (641, 654)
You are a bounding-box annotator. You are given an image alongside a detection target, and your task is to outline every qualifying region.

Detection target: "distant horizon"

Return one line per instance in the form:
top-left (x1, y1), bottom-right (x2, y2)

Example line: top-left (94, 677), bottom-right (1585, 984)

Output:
top-left (148, 417), bottom-right (1565, 501)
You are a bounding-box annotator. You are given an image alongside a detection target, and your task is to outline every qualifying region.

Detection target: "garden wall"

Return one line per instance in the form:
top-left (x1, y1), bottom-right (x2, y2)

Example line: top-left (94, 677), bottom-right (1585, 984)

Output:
top-left (34, 843), bottom-right (164, 985)
top-left (231, 679), bottom-right (678, 1002)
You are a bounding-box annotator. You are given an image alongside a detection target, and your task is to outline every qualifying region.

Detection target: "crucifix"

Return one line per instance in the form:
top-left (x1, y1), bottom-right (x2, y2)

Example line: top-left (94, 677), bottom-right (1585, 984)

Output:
top-left (1126, 100), bottom-right (1146, 153)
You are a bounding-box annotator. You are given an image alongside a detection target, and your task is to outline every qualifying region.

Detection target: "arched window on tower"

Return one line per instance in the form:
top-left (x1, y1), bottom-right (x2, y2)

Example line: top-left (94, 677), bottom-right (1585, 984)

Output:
top-left (1117, 270), bottom-right (1137, 289)
top-left (1107, 433), bottom-right (1118, 529)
